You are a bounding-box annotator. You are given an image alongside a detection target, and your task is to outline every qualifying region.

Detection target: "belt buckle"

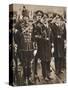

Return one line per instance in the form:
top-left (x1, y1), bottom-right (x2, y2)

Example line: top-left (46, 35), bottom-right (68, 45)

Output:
top-left (46, 38), bottom-right (49, 40)
top-left (57, 35), bottom-right (61, 38)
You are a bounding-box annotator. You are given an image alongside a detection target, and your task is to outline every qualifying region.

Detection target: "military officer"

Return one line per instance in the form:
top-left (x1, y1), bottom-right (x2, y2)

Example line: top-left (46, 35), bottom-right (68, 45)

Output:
top-left (32, 10), bottom-right (52, 81)
top-left (49, 13), bottom-right (65, 75)
top-left (43, 13), bottom-right (53, 80)
top-left (44, 14), bottom-right (53, 67)
top-left (14, 12), bottom-right (33, 85)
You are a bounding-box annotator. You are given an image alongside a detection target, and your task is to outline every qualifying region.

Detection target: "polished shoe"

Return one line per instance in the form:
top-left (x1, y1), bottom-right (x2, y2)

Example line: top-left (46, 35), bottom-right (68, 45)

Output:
top-left (59, 70), bottom-right (64, 74)
top-left (47, 76), bottom-right (53, 80)
top-left (44, 77), bottom-right (49, 81)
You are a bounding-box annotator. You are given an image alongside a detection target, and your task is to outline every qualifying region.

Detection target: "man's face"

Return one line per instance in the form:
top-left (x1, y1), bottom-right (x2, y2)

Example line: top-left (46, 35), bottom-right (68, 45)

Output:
top-left (23, 16), bottom-right (29, 22)
top-left (29, 21), bottom-right (33, 26)
top-left (55, 15), bottom-right (59, 19)
top-left (36, 15), bottom-right (42, 21)
top-left (49, 13), bottom-right (53, 20)
top-left (44, 14), bottom-right (48, 19)
top-left (20, 22), bottom-right (24, 28)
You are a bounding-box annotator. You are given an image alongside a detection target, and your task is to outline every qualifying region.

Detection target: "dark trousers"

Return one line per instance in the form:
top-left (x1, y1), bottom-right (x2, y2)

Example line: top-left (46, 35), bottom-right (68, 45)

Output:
top-left (47, 61), bottom-right (51, 72)
top-left (55, 57), bottom-right (62, 74)
top-left (42, 61), bottom-right (50, 78)
top-left (20, 51), bottom-right (32, 83)
top-left (22, 59), bottom-right (31, 81)
top-left (34, 55), bottom-right (50, 78)
top-left (34, 55), bottom-right (38, 75)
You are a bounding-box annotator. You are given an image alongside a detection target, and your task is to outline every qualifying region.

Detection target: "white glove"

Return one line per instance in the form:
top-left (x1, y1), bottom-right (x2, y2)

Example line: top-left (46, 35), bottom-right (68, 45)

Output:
top-left (33, 50), bottom-right (37, 56)
top-left (51, 47), bottom-right (54, 53)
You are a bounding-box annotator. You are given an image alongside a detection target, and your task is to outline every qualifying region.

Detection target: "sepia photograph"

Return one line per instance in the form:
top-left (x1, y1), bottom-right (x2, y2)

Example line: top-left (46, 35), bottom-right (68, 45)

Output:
top-left (9, 4), bottom-right (66, 86)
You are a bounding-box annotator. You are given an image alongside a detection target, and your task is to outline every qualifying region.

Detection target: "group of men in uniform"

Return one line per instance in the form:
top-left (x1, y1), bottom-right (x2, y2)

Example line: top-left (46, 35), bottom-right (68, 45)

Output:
top-left (9, 6), bottom-right (66, 85)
